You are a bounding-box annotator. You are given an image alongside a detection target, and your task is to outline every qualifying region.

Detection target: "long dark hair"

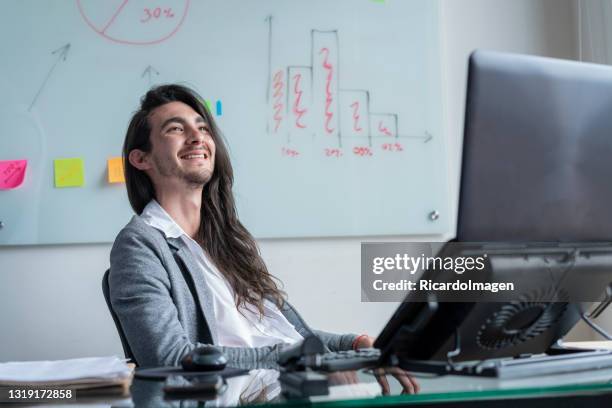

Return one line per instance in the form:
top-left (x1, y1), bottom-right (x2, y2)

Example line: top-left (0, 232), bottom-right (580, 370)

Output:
top-left (123, 84), bottom-right (285, 315)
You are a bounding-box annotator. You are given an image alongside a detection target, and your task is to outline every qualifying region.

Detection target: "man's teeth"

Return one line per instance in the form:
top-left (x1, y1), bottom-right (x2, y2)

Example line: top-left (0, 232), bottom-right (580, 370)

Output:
top-left (183, 154), bottom-right (207, 159)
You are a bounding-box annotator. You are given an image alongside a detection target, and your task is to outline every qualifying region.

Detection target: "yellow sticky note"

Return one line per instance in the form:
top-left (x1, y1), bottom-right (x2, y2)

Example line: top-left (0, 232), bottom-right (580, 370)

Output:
top-left (107, 157), bottom-right (125, 183)
top-left (54, 158), bottom-right (85, 188)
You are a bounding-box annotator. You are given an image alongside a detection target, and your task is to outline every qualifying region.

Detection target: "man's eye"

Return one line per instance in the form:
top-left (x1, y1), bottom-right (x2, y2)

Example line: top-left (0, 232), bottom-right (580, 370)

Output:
top-left (168, 126), bottom-right (183, 132)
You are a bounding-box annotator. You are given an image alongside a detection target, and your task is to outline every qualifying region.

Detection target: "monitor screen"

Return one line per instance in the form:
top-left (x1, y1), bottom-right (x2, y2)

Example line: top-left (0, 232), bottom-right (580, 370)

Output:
top-left (458, 51), bottom-right (612, 242)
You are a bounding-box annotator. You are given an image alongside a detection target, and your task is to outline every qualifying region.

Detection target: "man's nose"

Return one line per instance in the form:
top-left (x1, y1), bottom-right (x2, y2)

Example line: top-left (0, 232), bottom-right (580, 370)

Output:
top-left (186, 126), bottom-right (205, 144)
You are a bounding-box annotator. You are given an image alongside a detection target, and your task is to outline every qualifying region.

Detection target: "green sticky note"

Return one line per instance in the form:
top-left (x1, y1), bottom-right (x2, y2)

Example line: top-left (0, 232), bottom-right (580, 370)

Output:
top-left (54, 158), bottom-right (85, 188)
top-left (204, 99), bottom-right (213, 113)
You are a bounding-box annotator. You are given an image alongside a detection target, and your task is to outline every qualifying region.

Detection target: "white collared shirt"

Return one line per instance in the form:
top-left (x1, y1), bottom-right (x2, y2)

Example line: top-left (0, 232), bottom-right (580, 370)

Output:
top-left (140, 200), bottom-right (303, 348)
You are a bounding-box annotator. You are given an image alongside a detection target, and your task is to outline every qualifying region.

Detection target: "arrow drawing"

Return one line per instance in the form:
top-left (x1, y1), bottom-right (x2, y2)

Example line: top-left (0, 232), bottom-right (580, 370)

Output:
top-left (398, 133), bottom-right (433, 143)
top-left (142, 65), bottom-right (160, 87)
top-left (28, 43), bottom-right (71, 112)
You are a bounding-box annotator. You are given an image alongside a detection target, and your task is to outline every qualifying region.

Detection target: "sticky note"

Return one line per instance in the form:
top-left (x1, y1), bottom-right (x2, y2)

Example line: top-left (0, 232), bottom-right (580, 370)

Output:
top-left (216, 100), bottom-right (223, 116)
top-left (107, 157), bottom-right (125, 183)
top-left (0, 159), bottom-right (27, 190)
top-left (205, 99), bottom-right (213, 113)
top-left (54, 158), bottom-right (84, 188)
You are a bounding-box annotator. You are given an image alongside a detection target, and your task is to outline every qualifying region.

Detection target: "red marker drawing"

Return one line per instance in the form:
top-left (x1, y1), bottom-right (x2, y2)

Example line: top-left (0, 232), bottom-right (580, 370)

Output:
top-left (272, 70), bottom-right (284, 132)
top-left (350, 101), bottom-right (363, 132)
top-left (319, 47), bottom-right (335, 134)
top-left (378, 121), bottom-right (392, 136)
top-left (292, 73), bottom-right (307, 129)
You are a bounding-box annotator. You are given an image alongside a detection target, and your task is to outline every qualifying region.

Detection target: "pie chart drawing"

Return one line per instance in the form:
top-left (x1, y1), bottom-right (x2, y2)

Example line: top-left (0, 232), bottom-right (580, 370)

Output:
top-left (76, 0), bottom-right (190, 45)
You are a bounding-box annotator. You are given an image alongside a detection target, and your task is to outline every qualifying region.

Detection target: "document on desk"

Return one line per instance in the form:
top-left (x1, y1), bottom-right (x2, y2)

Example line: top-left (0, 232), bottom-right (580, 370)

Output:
top-left (0, 357), bottom-right (133, 385)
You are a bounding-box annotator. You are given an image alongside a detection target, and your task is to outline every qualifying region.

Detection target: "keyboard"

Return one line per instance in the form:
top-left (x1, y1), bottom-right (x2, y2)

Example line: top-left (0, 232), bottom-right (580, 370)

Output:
top-left (316, 348), bottom-right (381, 372)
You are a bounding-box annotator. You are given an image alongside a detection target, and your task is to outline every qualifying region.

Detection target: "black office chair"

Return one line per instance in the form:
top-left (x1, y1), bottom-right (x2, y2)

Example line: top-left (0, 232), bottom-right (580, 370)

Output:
top-left (102, 269), bottom-right (138, 366)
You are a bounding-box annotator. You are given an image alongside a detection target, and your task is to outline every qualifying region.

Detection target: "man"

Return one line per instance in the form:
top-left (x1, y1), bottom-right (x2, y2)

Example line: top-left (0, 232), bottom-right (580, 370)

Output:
top-left (109, 84), bottom-right (417, 393)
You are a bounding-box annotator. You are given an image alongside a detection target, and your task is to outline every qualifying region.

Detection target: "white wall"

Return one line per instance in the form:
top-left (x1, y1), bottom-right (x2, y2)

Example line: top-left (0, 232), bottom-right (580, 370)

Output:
top-left (577, 0), bottom-right (612, 64)
top-left (0, 0), bottom-right (594, 362)
top-left (441, 0), bottom-right (578, 221)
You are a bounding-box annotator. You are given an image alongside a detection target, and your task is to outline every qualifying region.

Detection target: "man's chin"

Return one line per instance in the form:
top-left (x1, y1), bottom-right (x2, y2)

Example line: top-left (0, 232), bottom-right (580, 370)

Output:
top-left (184, 171), bottom-right (213, 186)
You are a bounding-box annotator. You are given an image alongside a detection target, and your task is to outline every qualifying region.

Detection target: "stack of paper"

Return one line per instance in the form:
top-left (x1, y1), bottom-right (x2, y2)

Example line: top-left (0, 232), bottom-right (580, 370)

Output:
top-left (564, 341), bottom-right (612, 350)
top-left (0, 356), bottom-right (134, 397)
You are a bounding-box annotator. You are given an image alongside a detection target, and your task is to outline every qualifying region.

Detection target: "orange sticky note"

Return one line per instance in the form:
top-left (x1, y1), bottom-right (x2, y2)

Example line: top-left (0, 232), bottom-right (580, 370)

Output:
top-left (0, 159), bottom-right (27, 190)
top-left (107, 157), bottom-right (125, 183)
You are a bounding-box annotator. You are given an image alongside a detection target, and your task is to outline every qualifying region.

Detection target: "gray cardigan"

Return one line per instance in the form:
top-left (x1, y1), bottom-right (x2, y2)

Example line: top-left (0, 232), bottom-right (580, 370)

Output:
top-left (109, 216), bottom-right (357, 367)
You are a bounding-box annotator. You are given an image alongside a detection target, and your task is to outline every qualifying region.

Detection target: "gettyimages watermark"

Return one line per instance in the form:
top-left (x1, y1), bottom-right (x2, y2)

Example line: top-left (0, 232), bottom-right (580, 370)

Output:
top-left (361, 242), bottom-right (612, 302)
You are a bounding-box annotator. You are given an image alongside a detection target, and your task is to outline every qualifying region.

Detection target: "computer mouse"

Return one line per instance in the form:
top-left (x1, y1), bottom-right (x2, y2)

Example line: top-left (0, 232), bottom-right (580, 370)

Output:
top-left (181, 346), bottom-right (228, 372)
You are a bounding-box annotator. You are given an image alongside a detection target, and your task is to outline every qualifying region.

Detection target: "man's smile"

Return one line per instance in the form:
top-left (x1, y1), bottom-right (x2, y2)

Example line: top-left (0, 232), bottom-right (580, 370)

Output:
top-left (180, 149), bottom-right (210, 160)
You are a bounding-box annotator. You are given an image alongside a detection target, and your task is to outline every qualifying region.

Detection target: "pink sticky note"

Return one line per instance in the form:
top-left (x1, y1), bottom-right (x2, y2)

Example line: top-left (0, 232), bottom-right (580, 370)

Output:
top-left (0, 159), bottom-right (27, 190)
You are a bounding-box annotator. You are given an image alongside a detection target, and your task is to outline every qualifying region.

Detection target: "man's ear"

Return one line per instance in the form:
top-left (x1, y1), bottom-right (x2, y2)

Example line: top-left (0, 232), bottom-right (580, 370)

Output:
top-left (128, 149), bottom-right (152, 171)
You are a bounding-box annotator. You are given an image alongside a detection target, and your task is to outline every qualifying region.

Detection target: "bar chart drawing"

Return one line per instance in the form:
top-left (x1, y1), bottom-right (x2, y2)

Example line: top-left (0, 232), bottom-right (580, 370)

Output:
top-left (266, 18), bottom-right (432, 158)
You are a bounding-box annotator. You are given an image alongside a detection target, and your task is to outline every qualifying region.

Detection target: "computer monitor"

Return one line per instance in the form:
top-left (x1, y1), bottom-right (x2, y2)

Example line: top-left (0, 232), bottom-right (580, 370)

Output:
top-left (458, 50), bottom-right (612, 242)
top-left (374, 51), bottom-right (612, 364)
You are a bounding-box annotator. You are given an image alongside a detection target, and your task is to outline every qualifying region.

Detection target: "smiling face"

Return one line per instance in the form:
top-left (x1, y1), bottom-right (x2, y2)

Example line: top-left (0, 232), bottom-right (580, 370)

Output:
top-left (129, 101), bottom-right (216, 192)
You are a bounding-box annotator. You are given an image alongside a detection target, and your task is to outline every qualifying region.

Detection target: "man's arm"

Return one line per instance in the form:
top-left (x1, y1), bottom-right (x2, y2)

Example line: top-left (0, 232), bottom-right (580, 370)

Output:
top-left (312, 330), bottom-right (359, 351)
top-left (109, 228), bottom-right (288, 367)
top-left (279, 301), bottom-right (359, 352)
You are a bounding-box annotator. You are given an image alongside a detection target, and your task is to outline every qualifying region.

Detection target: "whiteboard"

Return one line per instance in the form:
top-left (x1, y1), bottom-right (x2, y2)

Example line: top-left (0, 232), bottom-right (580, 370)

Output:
top-left (0, 0), bottom-right (450, 245)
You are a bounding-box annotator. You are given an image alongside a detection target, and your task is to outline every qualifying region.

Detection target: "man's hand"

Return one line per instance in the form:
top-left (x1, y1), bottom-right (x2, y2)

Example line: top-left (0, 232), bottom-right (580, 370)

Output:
top-left (354, 335), bottom-right (420, 395)
top-left (372, 367), bottom-right (420, 395)
top-left (353, 334), bottom-right (376, 350)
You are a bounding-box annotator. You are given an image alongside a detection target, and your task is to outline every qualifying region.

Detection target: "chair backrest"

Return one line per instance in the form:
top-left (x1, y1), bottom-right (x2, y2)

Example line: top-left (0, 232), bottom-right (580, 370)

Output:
top-left (102, 269), bottom-right (137, 366)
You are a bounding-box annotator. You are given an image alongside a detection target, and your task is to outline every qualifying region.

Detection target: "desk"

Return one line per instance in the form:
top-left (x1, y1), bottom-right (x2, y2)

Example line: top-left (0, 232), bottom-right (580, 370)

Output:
top-left (110, 367), bottom-right (612, 407)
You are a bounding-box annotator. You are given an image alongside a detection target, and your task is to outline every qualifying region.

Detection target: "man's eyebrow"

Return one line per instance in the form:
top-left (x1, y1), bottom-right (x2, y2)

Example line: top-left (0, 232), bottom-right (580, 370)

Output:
top-left (160, 116), bottom-right (187, 130)
top-left (195, 116), bottom-right (210, 128)
top-left (195, 116), bottom-right (211, 130)
top-left (160, 115), bottom-right (206, 130)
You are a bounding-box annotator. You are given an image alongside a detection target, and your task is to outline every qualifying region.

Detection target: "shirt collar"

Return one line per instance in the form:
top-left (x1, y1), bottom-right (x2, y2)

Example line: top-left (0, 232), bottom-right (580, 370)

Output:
top-left (139, 199), bottom-right (187, 239)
